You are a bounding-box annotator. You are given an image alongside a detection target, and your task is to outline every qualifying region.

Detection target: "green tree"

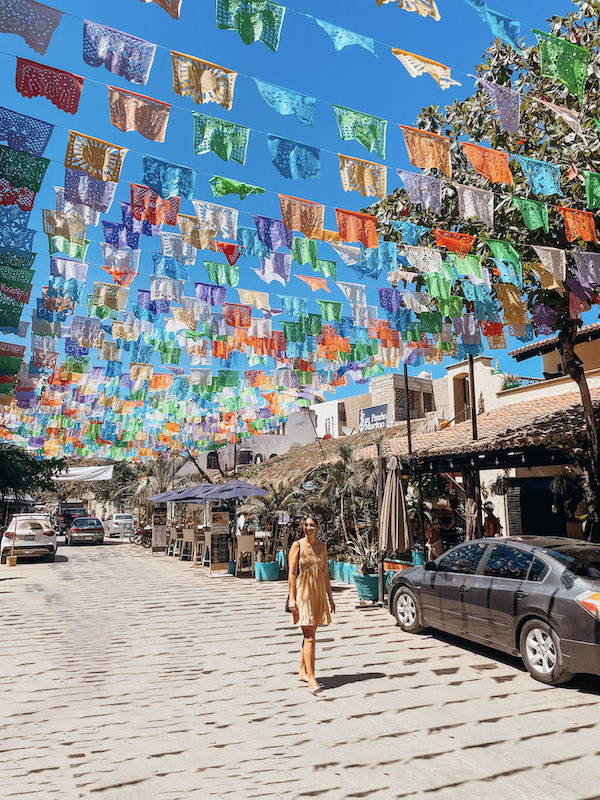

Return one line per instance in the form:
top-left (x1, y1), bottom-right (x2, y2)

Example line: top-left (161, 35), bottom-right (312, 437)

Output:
top-left (371, 0), bottom-right (600, 537)
top-left (0, 443), bottom-right (64, 499)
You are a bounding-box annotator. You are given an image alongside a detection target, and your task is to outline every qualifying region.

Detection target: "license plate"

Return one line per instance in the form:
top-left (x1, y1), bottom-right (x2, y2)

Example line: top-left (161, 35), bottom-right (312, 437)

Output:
top-left (84, 535), bottom-right (92, 540)
top-left (24, 535), bottom-right (35, 541)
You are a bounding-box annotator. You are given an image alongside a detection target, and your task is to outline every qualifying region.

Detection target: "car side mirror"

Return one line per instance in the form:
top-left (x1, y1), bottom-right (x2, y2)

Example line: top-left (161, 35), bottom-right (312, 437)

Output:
top-left (424, 561), bottom-right (438, 572)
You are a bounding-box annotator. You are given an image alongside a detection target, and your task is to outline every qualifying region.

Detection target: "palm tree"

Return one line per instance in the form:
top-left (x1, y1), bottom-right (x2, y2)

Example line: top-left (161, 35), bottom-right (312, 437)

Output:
top-left (243, 483), bottom-right (300, 558)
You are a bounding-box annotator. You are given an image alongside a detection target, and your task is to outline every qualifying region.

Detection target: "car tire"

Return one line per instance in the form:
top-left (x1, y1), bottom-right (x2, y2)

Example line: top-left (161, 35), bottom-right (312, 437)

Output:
top-left (0, 554), bottom-right (5, 565)
top-left (46, 553), bottom-right (56, 563)
top-left (519, 619), bottom-right (574, 686)
top-left (393, 587), bottom-right (425, 633)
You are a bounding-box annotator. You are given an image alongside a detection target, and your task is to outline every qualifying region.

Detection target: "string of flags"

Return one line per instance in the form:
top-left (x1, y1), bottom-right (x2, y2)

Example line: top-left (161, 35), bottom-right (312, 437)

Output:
top-left (0, 0), bottom-right (594, 461)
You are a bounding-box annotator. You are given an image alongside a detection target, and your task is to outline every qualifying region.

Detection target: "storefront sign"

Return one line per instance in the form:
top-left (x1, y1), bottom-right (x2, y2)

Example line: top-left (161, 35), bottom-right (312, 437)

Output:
top-left (358, 404), bottom-right (388, 433)
top-left (210, 510), bottom-right (231, 573)
top-left (152, 504), bottom-right (167, 552)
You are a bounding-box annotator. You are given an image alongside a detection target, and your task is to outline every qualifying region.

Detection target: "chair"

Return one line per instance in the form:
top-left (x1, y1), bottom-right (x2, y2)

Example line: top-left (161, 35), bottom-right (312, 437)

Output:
top-left (236, 534), bottom-right (256, 576)
top-left (180, 528), bottom-right (195, 561)
top-left (166, 528), bottom-right (178, 557)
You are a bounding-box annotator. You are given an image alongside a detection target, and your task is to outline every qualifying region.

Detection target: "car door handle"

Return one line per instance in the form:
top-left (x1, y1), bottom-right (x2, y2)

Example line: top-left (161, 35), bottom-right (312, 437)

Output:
top-left (459, 586), bottom-right (469, 593)
top-left (514, 590), bottom-right (528, 599)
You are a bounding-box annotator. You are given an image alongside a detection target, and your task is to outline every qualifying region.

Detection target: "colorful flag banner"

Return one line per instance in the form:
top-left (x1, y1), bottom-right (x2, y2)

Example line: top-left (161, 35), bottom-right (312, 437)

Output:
top-left (534, 29), bottom-right (589, 103)
top-left (171, 51), bottom-right (237, 110)
top-left (0, 107), bottom-right (53, 156)
top-left (583, 171), bottom-right (600, 210)
top-left (557, 207), bottom-right (598, 243)
top-left (434, 230), bottom-right (476, 256)
top-left (0, 144), bottom-right (49, 192)
top-left (392, 49), bottom-right (460, 89)
top-left (311, 16), bottom-right (375, 52)
top-left (253, 252), bottom-right (291, 285)
top-left (512, 197), bottom-right (549, 233)
top-left (376, 0), bottom-right (440, 20)
top-left (216, 0), bottom-right (286, 51)
top-left (131, 183), bottom-right (180, 226)
top-left (335, 208), bottom-right (378, 248)
top-left (453, 183), bottom-right (494, 228)
top-left (193, 200), bottom-right (238, 240)
top-left (0, 0), bottom-right (62, 55)
top-left (15, 58), bottom-right (83, 114)
top-left (531, 245), bottom-right (566, 281)
top-left (0, 180), bottom-right (35, 212)
top-left (42, 209), bottom-right (86, 243)
top-left (479, 79), bottom-right (520, 134)
top-left (514, 155), bottom-right (561, 196)
top-left (462, 141), bottom-right (512, 185)
top-left (63, 168), bottom-right (117, 213)
top-left (65, 131), bottom-right (127, 183)
top-left (253, 215), bottom-right (292, 250)
top-left (177, 214), bottom-right (213, 250)
top-left (142, 154), bottom-right (196, 199)
top-left (205, 260), bottom-right (239, 286)
top-left (465, 0), bottom-right (520, 50)
top-left (83, 20), bottom-right (156, 86)
top-left (254, 79), bottom-right (315, 126)
top-left (193, 112), bottom-right (249, 164)
top-left (267, 135), bottom-right (320, 180)
top-left (339, 154), bottom-right (386, 199)
top-left (209, 175), bottom-right (264, 200)
top-left (278, 195), bottom-right (324, 239)
top-left (107, 87), bottom-right (170, 142)
top-left (334, 106), bottom-right (387, 159)
top-left (399, 125), bottom-right (451, 176)
top-left (397, 169), bottom-right (441, 213)
top-left (140, 0), bottom-right (183, 19)
top-left (535, 97), bottom-right (582, 136)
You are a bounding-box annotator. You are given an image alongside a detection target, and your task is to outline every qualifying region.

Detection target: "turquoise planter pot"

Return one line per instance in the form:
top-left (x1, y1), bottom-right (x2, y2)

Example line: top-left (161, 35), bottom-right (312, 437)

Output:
top-left (353, 572), bottom-right (379, 602)
top-left (228, 561), bottom-right (236, 575)
top-left (255, 561), bottom-right (280, 582)
top-left (412, 549), bottom-right (425, 566)
top-left (328, 560), bottom-right (358, 585)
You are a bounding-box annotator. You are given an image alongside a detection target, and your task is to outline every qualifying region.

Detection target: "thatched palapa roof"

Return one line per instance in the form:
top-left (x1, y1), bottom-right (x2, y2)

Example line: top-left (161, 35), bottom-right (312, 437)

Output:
top-left (245, 388), bottom-right (599, 489)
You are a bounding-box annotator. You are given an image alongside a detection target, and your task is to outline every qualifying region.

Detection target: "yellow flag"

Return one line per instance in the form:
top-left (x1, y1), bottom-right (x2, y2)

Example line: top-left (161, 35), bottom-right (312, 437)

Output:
top-left (392, 48), bottom-right (460, 89)
top-left (338, 154), bottom-right (387, 199)
top-left (171, 51), bottom-right (237, 110)
top-left (65, 131), bottom-right (127, 182)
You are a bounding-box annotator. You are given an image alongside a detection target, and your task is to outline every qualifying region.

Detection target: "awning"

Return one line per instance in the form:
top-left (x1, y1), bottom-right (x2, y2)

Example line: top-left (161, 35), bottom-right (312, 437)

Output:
top-left (55, 465), bottom-right (114, 482)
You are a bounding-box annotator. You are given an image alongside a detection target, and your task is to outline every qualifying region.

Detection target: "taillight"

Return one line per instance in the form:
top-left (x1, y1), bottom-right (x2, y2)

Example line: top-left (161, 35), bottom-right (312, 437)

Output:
top-left (4, 531), bottom-right (15, 539)
top-left (576, 591), bottom-right (600, 621)
top-left (42, 531), bottom-right (54, 537)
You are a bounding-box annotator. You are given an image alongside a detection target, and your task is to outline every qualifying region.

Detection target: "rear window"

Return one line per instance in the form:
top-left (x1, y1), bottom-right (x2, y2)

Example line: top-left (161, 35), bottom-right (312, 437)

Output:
top-left (544, 547), bottom-right (600, 580)
top-left (73, 518), bottom-right (102, 529)
top-left (16, 519), bottom-right (52, 532)
top-left (115, 515), bottom-right (132, 520)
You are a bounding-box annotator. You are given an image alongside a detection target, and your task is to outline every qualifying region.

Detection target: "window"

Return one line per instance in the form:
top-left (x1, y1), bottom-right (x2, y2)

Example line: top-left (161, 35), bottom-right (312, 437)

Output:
top-left (237, 450), bottom-right (253, 466)
top-left (527, 557), bottom-right (548, 582)
top-left (544, 547), bottom-right (600, 581)
top-left (438, 542), bottom-right (488, 575)
top-left (483, 544), bottom-right (532, 581)
top-left (207, 451), bottom-right (219, 470)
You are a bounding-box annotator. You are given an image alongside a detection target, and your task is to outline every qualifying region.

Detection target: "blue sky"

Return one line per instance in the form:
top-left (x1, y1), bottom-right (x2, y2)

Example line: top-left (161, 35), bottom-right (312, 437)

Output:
top-left (0, 0), bottom-right (577, 404)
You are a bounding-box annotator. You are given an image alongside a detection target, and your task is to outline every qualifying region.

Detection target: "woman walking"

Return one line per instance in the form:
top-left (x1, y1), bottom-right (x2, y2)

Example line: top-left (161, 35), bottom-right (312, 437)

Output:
top-left (288, 517), bottom-right (335, 698)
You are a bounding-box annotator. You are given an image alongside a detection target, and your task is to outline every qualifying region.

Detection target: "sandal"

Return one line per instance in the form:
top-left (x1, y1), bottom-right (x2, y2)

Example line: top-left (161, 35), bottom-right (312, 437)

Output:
top-left (308, 686), bottom-right (326, 699)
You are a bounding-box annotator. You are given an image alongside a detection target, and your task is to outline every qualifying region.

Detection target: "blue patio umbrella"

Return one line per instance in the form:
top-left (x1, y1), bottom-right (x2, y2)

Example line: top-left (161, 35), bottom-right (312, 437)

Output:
top-left (167, 483), bottom-right (216, 503)
top-left (201, 480), bottom-right (268, 501)
top-left (148, 489), bottom-right (188, 502)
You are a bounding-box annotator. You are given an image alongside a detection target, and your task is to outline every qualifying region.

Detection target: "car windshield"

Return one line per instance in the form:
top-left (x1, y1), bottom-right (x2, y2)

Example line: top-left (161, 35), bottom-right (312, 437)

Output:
top-left (74, 518), bottom-right (101, 529)
top-left (544, 547), bottom-right (600, 580)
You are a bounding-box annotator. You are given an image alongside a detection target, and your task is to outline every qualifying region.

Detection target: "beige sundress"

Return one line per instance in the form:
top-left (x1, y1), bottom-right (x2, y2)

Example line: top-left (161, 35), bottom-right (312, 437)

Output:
top-left (294, 541), bottom-right (331, 627)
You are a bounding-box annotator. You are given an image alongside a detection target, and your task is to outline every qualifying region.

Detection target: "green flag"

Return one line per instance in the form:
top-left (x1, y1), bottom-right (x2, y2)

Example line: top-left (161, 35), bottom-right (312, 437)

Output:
top-left (584, 171), bottom-right (600, 210)
top-left (512, 197), bottom-right (549, 232)
top-left (209, 175), bottom-right (264, 200)
top-left (534, 29), bottom-right (590, 103)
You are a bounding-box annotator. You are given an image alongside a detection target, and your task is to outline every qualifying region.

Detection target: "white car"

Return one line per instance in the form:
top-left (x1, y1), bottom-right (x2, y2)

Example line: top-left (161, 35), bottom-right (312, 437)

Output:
top-left (1, 514), bottom-right (57, 564)
top-left (106, 514), bottom-right (135, 538)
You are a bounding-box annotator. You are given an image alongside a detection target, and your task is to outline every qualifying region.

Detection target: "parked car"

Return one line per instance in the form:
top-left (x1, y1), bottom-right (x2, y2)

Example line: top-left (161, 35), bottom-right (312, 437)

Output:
top-left (388, 536), bottom-right (600, 686)
top-left (56, 501), bottom-right (86, 533)
top-left (106, 514), bottom-right (135, 538)
top-left (1, 514), bottom-right (57, 564)
top-left (67, 517), bottom-right (104, 546)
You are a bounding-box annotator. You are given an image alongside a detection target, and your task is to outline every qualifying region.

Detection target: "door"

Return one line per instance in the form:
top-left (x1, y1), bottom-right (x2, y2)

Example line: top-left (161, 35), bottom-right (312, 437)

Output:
top-left (467, 543), bottom-right (534, 648)
top-left (435, 542), bottom-right (490, 634)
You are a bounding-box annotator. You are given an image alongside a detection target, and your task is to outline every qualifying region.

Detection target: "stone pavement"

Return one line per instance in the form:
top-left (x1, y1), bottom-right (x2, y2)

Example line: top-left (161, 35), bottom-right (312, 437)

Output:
top-left (1, 540), bottom-right (600, 800)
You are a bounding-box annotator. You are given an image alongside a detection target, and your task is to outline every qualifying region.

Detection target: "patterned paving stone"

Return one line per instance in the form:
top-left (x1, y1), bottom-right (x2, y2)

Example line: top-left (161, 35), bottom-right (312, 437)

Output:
top-left (1, 539), bottom-right (600, 800)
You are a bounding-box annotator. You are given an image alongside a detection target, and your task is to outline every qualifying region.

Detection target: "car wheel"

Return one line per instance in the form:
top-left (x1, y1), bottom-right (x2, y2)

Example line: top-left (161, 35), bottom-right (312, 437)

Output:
top-left (393, 587), bottom-right (425, 633)
top-left (46, 553), bottom-right (56, 563)
top-left (0, 554), bottom-right (6, 565)
top-left (519, 619), bottom-right (574, 686)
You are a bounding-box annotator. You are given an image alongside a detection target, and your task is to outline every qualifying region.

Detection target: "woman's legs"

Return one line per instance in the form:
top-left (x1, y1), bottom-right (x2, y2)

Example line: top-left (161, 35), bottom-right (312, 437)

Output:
top-left (299, 640), bottom-right (308, 681)
top-left (301, 625), bottom-right (319, 692)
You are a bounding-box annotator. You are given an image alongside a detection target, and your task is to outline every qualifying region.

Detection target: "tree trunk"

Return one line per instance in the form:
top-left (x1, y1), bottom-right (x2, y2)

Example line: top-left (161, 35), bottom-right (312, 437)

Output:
top-left (185, 449), bottom-right (214, 484)
top-left (559, 320), bottom-right (600, 541)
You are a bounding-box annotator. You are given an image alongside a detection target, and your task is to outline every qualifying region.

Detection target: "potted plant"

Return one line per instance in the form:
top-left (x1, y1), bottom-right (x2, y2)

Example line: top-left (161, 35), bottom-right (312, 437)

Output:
top-left (348, 532), bottom-right (379, 603)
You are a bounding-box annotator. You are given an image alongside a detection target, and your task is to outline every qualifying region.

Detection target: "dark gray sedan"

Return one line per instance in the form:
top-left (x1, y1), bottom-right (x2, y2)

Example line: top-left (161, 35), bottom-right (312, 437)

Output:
top-left (388, 536), bottom-right (600, 685)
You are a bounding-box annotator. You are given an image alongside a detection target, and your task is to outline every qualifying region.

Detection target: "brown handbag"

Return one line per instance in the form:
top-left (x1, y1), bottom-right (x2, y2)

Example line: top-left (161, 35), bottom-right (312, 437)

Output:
top-left (285, 541), bottom-right (301, 613)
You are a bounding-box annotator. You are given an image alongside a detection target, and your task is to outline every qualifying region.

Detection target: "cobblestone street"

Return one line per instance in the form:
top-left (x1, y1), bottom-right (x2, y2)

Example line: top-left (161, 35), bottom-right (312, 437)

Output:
top-left (1, 540), bottom-right (600, 800)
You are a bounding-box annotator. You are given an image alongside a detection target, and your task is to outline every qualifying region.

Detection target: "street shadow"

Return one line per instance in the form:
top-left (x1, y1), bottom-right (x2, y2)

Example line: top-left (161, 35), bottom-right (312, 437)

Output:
top-left (421, 628), bottom-right (600, 695)
top-left (0, 576), bottom-right (24, 582)
top-left (319, 671), bottom-right (386, 690)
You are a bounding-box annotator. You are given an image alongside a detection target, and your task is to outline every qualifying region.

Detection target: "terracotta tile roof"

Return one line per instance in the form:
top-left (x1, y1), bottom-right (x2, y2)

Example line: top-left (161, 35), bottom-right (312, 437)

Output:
top-left (246, 388), bottom-right (598, 488)
top-left (355, 387), bottom-right (600, 462)
top-left (509, 322), bottom-right (600, 361)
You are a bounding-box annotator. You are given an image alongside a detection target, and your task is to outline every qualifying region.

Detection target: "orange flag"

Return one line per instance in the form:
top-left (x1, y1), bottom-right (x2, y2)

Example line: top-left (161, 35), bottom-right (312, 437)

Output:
top-left (399, 125), bottom-right (451, 176)
top-left (462, 142), bottom-right (513, 186)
